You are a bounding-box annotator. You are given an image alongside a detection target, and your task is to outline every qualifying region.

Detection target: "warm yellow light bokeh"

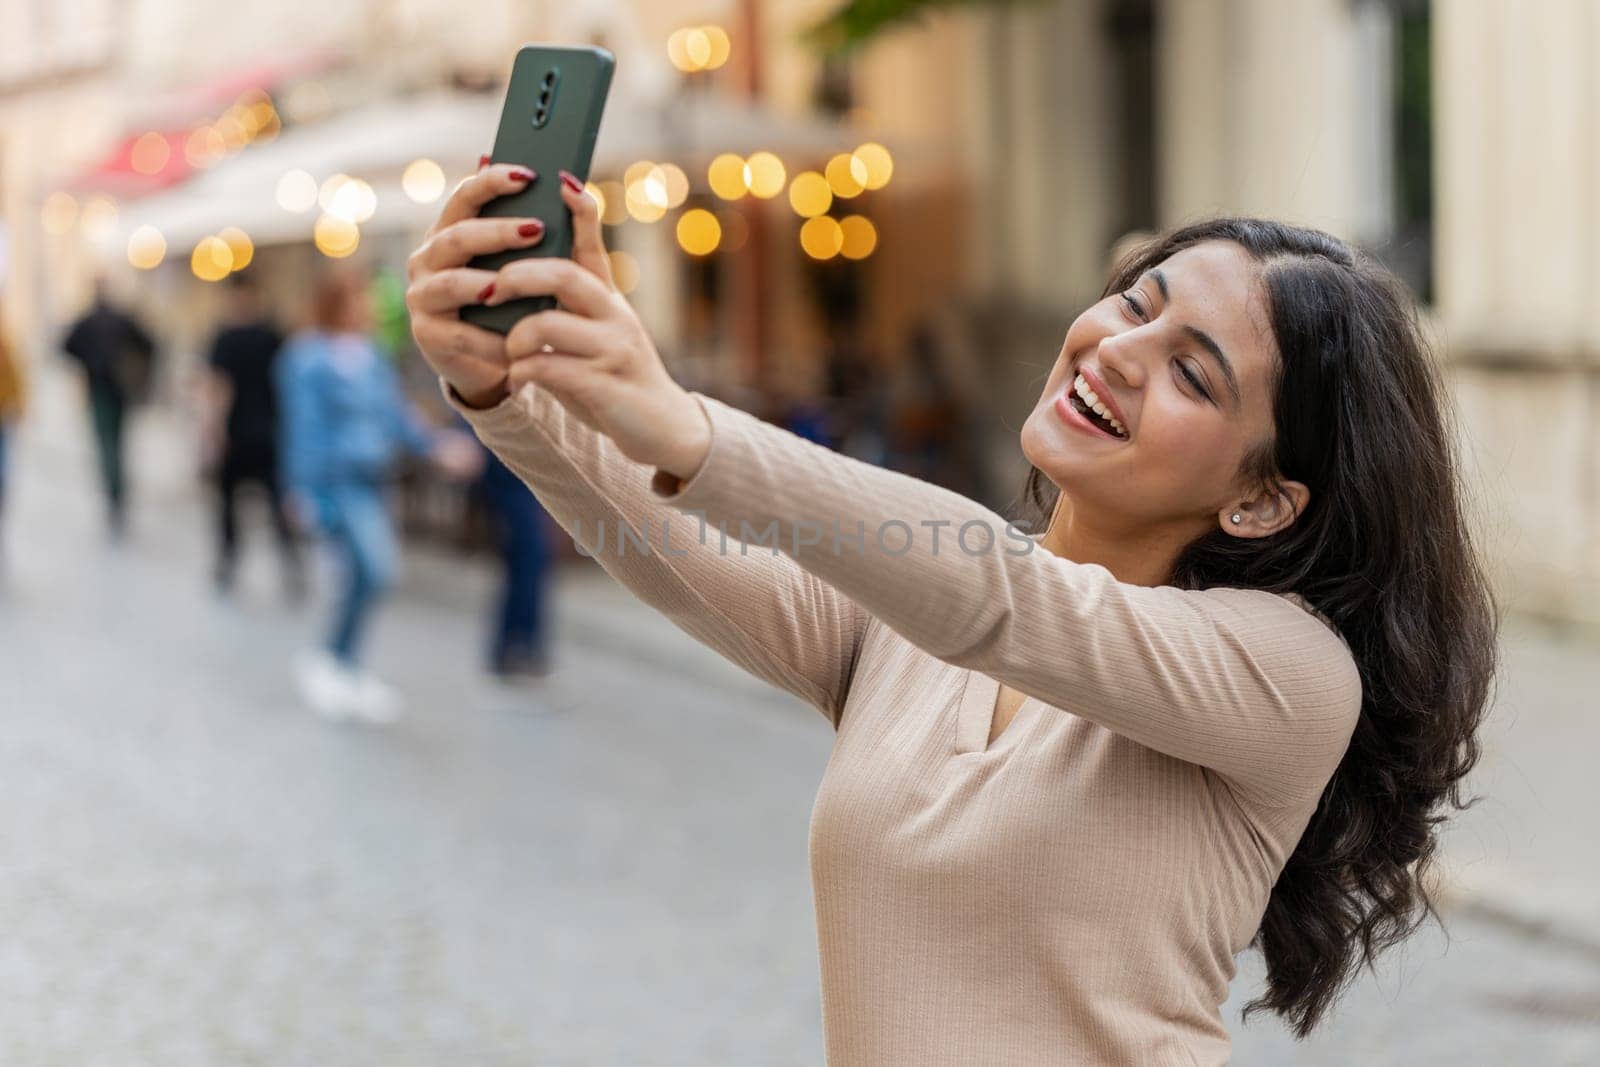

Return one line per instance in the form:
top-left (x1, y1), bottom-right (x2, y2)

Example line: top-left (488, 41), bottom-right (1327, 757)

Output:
top-left (248, 101), bottom-right (277, 134)
top-left (314, 214), bottom-right (360, 258)
top-left (744, 152), bottom-right (786, 199)
top-left (839, 215), bottom-right (878, 259)
top-left (685, 29), bottom-right (712, 69)
top-left (800, 216), bottom-right (844, 260)
top-left (624, 160), bottom-right (657, 187)
top-left (81, 197), bottom-right (118, 240)
top-left (608, 250), bottom-right (640, 294)
top-left (703, 26), bottom-right (731, 69)
top-left (624, 181), bottom-right (666, 223)
top-left (318, 173), bottom-right (350, 211)
top-left (643, 171), bottom-right (670, 210)
top-left (788, 171), bottom-right (833, 218)
top-left (825, 153), bottom-right (869, 198)
top-left (666, 29), bottom-right (694, 71)
top-left (277, 169), bottom-right (318, 212)
top-left (185, 126), bottom-right (226, 168)
top-left (402, 159), bottom-right (446, 203)
top-left (669, 25), bottom-right (730, 72)
top-left (708, 154), bottom-right (748, 200)
top-left (191, 236), bottom-right (234, 281)
top-left (676, 209), bottom-right (722, 256)
top-left (42, 192), bottom-right (78, 235)
top-left (127, 225), bottom-right (166, 270)
top-left (327, 178), bottom-right (376, 223)
top-left (657, 163), bottom-right (690, 208)
top-left (131, 132), bottom-right (171, 175)
top-left (219, 226), bottom-right (254, 271)
top-left (854, 142), bottom-right (893, 189)
top-left (215, 113), bottom-right (248, 152)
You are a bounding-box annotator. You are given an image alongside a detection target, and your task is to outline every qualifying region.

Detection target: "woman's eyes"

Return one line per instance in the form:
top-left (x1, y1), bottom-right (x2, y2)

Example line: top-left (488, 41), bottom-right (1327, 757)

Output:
top-left (1177, 362), bottom-right (1212, 401)
top-left (1120, 290), bottom-right (1213, 403)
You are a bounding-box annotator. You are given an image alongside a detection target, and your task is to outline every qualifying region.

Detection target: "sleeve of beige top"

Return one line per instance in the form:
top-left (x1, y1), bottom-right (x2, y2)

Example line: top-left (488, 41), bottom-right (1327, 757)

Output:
top-left (653, 391), bottom-right (1365, 808)
top-left (442, 379), bottom-right (869, 728)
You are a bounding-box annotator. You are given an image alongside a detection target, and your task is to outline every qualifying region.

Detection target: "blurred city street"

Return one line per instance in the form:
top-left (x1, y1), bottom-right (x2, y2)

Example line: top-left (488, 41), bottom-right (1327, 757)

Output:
top-left (4, 2), bottom-right (1600, 1063)
top-left (1, 371), bottom-right (1596, 1065)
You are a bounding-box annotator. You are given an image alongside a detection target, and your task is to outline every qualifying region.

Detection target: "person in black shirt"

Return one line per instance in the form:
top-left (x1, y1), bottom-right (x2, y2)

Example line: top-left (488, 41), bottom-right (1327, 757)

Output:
top-left (203, 271), bottom-right (303, 596)
top-left (62, 276), bottom-right (155, 536)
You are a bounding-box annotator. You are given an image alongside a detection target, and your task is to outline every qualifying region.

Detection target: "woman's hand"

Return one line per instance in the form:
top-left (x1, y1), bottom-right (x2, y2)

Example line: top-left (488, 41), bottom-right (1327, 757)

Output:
top-left (482, 172), bottom-right (712, 482)
top-left (404, 161), bottom-right (547, 409)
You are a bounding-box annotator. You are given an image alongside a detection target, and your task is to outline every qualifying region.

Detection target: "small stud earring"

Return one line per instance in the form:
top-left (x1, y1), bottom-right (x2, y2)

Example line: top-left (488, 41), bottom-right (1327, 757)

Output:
top-left (1230, 513), bottom-right (1242, 525)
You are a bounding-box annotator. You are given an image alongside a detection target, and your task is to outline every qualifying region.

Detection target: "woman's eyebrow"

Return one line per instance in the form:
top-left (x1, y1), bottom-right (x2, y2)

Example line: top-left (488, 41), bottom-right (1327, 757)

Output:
top-left (1146, 268), bottom-right (1242, 407)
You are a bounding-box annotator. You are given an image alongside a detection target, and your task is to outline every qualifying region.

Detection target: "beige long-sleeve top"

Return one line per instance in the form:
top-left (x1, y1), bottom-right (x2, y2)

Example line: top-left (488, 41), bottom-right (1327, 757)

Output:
top-left (447, 380), bottom-right (1364, 1066)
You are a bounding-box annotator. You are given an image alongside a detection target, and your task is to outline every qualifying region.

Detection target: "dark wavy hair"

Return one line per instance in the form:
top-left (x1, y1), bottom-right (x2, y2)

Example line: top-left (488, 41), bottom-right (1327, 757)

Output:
top-left (1010, 218), bottom-right (1499, 1036)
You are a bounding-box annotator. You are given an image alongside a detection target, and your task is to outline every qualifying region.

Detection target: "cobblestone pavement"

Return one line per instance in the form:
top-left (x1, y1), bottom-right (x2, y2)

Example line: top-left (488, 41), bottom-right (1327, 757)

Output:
top-left (1, 395), bottom-right (1596, 1065)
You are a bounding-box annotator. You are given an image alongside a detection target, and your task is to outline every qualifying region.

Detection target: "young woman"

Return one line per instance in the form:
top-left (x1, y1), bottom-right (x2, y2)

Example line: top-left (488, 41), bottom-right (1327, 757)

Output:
top-left (404, 165), bottom-right (1498, 1064)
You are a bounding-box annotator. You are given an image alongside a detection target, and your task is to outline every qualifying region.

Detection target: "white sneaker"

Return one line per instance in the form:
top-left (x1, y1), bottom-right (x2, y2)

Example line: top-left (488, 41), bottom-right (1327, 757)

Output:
top-left (349, 671), bottom-right (403, 725)
top-left (294, 651), bottom-right (361, 722)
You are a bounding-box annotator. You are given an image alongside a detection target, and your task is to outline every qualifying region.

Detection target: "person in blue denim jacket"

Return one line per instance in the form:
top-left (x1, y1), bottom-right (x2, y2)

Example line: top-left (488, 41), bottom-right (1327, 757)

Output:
top-left (276, 266), bottom-right (474, 722)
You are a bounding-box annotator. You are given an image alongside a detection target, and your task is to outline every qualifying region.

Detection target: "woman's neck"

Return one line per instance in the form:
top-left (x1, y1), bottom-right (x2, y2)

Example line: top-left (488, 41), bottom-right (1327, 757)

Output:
top-left (1038, 494), bottom-right (1191, 588)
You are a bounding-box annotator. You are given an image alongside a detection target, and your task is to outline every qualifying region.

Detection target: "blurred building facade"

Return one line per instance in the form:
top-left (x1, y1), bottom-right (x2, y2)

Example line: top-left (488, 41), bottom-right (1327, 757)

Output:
top-left (943, 0), bottom-right (1598, 626)
top-left (1, 0), bottom-right (1594, 625)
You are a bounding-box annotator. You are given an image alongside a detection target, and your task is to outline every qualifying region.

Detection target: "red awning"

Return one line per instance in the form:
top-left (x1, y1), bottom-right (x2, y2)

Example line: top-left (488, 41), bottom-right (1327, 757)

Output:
top-left (59, 48), bottom-right (340, 201)
top-left (62, 128), bottom-right (200, 198)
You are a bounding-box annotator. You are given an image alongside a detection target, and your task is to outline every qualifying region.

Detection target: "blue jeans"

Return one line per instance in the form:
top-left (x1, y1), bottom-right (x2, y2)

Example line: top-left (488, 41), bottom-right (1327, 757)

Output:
top-left (480, 453), bottom-right (551, 671)
top-left (321, 483), bottom-right (399, 667)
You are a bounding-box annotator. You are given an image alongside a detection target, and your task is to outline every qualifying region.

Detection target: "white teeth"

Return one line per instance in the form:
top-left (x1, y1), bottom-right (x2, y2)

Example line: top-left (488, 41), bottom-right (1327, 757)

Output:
top-left (1072, 372), bottom-right (1128, 437)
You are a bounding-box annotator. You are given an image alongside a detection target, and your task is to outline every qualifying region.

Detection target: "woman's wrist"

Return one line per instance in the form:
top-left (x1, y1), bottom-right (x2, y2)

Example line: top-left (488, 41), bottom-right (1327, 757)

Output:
top-left (656, 391), bottom-right (713, 485)
top-left (452, 376), bottom-right (510, 411)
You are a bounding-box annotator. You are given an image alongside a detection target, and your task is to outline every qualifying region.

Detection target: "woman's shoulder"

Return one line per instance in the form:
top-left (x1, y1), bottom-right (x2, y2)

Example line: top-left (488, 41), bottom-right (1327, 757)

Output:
top-left (1193, 585), bottom-right (1362, 703)
top-left (1192, 584), bottom-right (1347, 643)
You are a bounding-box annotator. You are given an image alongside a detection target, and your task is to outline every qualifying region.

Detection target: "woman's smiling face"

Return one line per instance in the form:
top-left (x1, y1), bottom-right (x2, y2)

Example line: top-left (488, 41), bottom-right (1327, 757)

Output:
top-left (1021, 239), bottom-right (1286, 536)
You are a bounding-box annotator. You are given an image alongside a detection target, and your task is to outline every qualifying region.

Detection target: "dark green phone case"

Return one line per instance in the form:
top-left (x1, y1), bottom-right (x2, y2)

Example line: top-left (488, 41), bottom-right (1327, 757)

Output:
top-left (460, 44), bottom-right (615, 335)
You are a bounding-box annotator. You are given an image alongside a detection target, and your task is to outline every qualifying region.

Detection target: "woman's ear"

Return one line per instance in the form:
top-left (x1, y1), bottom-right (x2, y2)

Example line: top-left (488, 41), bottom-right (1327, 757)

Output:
top-left (1220, 479), bottom-right (1310, 539)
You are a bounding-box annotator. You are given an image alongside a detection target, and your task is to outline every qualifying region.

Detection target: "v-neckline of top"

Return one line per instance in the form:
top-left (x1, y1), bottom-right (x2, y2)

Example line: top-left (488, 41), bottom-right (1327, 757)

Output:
top-left (954, 669), bottom-right (1040, 756)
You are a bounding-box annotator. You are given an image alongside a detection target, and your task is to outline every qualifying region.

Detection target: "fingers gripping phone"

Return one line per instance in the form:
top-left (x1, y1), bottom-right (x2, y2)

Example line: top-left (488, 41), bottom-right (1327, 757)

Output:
top-left (460, 44), bottom-right (615, 335)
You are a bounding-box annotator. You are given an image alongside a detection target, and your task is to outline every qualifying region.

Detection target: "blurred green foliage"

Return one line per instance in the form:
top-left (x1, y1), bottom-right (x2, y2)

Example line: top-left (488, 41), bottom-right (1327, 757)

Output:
top-left (803, 0), bottom-right (1053, 55)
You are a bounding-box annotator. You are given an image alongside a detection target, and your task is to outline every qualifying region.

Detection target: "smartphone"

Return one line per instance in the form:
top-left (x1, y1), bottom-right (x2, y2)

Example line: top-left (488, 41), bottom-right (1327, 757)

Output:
top-left (460, 43), bottom-right (615, 334)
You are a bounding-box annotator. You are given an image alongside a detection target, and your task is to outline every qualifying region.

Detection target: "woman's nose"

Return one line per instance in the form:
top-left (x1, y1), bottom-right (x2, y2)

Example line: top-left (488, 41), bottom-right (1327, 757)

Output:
top-left (1096, 330), bottom-right (1146, 389)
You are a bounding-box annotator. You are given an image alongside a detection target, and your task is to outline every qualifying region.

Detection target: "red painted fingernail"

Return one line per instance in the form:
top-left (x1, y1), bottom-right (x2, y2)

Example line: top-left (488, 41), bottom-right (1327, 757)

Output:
top-left (559, 170), bottom-right (583, 194)
top-left (477, 283), bottom-right (496, 302)
top-left (510, 167), bottom-right (536, 183)
top-left (518, 221), bottom-right (544, 238)
top-left (478, 154), bottom-right (491, 169)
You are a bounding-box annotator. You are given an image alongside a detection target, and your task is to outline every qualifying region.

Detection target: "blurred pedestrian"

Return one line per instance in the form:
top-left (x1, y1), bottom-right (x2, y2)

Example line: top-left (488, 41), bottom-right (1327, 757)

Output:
top-left (276, 264), bottom-right (475, 724)
top-left (61, 275), bottom-right (156, 537)
top-left (476, 441), bottom-right (554, 680)
top-left (0, 315), bottom-right (24, 566)
top-left (202, 270), bottom-right (303, 598)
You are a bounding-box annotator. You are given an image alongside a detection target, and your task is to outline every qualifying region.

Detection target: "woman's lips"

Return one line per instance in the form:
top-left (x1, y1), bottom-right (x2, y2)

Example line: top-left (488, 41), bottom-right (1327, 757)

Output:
top-left (1054, 390), bottom-right (1126, 441)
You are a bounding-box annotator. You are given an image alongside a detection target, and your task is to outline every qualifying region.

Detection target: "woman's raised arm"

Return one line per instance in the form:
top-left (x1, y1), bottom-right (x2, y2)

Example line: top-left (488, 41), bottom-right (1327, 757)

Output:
top-left (443, 378), bottom-right (869, 725)
top-left (407, 163), bottom-right (868, 724)
top-left (651, 392), bottom-right (1364, 808)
